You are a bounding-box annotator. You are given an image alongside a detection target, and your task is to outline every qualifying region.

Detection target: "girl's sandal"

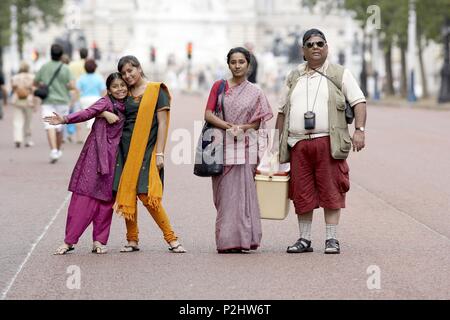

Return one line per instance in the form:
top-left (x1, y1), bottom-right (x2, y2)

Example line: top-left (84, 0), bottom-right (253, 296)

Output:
top-left (54, 245), bottom-right (74, 255)
top-left (92, 244), bottom-right (108, 254)
top-left (168, 243), bottom-right (187, 253)
top-left (120, 245), bottom-right (140, 253)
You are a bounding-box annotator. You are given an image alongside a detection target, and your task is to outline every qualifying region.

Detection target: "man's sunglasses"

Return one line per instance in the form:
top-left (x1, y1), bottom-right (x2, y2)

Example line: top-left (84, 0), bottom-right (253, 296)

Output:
top-left (304, 41), bottom-right (326, 49)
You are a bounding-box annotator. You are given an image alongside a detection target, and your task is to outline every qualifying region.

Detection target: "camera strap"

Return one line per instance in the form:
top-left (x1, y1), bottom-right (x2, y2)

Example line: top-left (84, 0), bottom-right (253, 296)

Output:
top-left (306, 67), bottom-right (323, 113)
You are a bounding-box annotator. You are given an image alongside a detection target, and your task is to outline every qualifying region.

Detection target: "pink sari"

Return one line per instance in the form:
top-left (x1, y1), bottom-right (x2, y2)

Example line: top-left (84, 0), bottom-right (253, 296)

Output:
top-left (212, 80), bottom-right (273, 251)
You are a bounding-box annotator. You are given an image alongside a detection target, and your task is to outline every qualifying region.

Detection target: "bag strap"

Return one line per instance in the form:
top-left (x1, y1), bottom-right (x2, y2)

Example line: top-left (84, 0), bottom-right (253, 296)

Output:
top-left (47, 63), bottom-right (64, 87)
top-left (312, 66), bottom-right (344, 94)
top-left (313, 65), bottom-right (354, 125)
top-left (215, 79), bottom-right (226, 122)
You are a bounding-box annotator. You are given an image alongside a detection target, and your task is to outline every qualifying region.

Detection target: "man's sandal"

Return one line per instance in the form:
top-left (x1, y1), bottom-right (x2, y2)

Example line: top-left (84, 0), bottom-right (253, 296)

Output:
top-left (54, 245), bottom-right (74, 255)
top-left (120, 245), bottom-right (140, 253)
top-left (286, 238), bottom-right (313, 253)
top-left (168, 243), bottom-right (186, 253)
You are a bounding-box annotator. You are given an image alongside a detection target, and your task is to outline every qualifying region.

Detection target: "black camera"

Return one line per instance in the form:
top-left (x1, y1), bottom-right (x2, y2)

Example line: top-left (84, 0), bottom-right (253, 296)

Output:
top-left (304, 111), bottom-right (316, 130)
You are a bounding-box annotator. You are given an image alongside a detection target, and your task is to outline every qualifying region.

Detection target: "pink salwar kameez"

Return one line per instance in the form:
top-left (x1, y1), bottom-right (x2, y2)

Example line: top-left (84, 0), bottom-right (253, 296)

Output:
top-left (63, 96), bottom-right (125, 245)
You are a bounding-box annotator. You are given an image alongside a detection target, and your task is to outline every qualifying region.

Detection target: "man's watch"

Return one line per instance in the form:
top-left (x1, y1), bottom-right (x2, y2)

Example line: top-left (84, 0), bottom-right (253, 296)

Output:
top-left (356, 127), bottom-right (365, 132)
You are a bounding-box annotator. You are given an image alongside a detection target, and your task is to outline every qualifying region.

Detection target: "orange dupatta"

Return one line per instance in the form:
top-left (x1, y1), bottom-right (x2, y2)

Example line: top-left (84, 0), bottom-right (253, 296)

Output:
top-left (114, 82), bottom-right (171, 221)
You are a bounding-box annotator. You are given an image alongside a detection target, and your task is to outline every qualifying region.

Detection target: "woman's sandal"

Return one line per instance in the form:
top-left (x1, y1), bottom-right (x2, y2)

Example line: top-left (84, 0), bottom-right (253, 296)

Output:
top-left (92, 244), bottom-right (108, 254)
top-left (54, 245), bottom-right (74, 255)
top-left (218, 248), bottom-right (247, 254)
top-left (120, 245), bottom-right (140, 253)
top-left (168, 243), bottom-right (186, 253)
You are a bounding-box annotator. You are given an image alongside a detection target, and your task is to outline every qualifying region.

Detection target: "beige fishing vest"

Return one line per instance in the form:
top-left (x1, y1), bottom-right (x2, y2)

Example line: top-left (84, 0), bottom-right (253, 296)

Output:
top-left (279, 63), bottom-right (351, 163)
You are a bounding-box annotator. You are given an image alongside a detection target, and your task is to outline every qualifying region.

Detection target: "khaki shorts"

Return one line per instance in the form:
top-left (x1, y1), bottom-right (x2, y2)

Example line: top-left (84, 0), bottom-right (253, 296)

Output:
top-left (42, 104), bottom-right (69, 130)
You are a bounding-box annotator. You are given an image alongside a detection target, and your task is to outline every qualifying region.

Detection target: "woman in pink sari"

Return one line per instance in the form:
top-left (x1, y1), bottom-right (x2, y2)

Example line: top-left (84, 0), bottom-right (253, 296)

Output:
top-left (204, 47), bottom-right (273, 253)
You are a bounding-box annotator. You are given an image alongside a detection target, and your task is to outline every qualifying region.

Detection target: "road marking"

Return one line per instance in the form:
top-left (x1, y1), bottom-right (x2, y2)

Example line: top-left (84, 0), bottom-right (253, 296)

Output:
top-left (353, 182), bottom-right (450, 243)
top-left (0, 194), bottom-right (71, 300)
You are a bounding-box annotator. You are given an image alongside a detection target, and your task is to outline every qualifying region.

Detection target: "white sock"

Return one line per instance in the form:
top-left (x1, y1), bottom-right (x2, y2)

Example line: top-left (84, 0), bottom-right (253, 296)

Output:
top-left (297, 216), bottom-right (312, 241)
top-left (326, 224), bottom-right (337, 240)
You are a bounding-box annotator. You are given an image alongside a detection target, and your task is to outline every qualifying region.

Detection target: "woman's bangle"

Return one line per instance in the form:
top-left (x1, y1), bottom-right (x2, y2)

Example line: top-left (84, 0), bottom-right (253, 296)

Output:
top-left (156, 153), bottom-right (164, 157)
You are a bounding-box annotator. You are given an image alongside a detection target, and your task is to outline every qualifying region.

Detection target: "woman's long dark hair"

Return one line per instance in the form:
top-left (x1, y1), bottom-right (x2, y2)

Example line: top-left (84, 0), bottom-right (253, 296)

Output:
top-left (118, 55), bottom-right (146, 78)
top-left (226, 47), bottom-right (251, 65)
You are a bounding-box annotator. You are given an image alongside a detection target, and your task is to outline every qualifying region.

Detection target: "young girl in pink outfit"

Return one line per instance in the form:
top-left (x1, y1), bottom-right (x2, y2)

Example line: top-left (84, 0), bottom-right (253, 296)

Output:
top-left (44, 73), bottom-right (128, 254)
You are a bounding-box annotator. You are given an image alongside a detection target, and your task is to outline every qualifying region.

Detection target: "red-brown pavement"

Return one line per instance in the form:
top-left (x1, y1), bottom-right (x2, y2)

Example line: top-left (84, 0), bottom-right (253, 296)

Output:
top-left (1, 93), bottom-right (449, 300)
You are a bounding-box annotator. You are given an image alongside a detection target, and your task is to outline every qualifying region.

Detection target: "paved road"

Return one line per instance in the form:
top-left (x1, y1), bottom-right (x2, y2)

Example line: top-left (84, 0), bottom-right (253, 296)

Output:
top-left (1, 93), bottom-right (449, 300)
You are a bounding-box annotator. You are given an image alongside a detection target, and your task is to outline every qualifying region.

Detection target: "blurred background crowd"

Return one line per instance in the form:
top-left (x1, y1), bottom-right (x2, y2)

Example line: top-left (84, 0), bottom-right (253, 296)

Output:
top-left (0, 0), bottom-right (449, 115)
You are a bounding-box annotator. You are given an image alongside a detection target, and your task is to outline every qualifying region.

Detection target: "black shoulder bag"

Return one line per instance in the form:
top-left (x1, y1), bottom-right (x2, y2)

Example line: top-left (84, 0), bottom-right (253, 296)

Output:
top-left (34, 63), bottom-right (64, 100)
top-left (193, 80), bottom-right (227, 177)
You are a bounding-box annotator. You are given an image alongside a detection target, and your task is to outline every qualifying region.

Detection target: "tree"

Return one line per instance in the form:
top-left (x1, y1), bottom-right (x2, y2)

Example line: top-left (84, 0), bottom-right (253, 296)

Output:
top-left (381, 0), bottom-right (408, 98)
top-left (0, 0), bottom-right (12, 70)
top-left (15, 0), bottom-right (65, 59)
top-left (303, 0), bottom-right (450, 100)
top-left (346, 0), bottom-right (409, 97)
top-left (302, 0), bottom-right (409, 97)
top-left (416, 0), bottom-right (450, 99)
top-left (416, 0), bottom-right (449, 43)
top-left (302, 0), bottom-right (383, 96)
top-left (0, 0), bottom-right (64, 66)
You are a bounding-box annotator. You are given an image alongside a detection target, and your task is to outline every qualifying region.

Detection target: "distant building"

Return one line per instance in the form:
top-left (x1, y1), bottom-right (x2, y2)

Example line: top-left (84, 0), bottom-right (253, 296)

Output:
top-left (17, 0), bottom-right (443, 97)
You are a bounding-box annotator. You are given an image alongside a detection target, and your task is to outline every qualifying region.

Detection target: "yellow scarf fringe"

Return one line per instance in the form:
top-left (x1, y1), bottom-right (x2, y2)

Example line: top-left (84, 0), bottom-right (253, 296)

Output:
top-left (114, 83), bottom-right (171, 221)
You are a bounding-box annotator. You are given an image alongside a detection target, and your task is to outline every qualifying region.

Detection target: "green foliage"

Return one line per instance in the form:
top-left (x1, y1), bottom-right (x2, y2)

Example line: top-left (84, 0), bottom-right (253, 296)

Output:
top-left (0, 0), bottom-right (64, 50)
top-left (34, 0), bottom-right (65, 25)
top-left (0, 0), bottom-right (12, 47)
top-left (342, 0), bottom-right (375, 28)
top-left (303, 0), bottom-right (450, 45)
top-left (302, 0), bottom-right (449, 99)
top-left (417, 0), bottom-right (450, 44)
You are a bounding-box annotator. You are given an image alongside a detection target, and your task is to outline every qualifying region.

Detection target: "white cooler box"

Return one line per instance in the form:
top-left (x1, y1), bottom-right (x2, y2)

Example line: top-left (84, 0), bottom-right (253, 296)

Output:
top-left (255, 172), bottom-right (290, 220)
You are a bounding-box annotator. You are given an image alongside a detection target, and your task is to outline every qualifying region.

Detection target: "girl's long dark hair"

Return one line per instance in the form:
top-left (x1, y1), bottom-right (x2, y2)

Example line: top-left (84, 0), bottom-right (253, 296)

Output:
top-left (106, 72), bottom-right (124, 90)
top-left (106, 72), bottom-right (127, 105)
